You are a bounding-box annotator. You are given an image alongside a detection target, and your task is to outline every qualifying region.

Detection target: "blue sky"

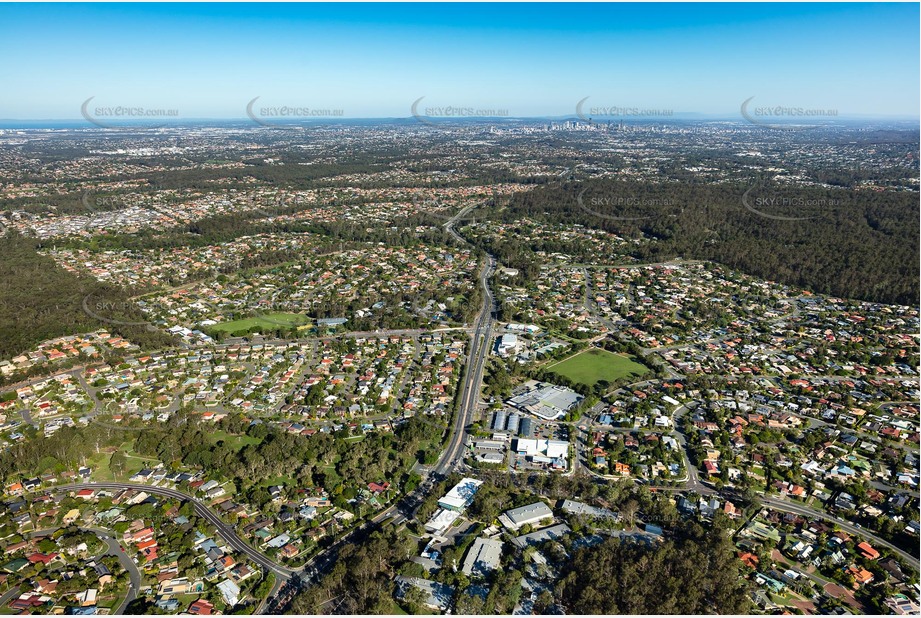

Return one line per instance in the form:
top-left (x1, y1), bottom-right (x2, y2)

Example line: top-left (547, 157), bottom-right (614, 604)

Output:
top-left (0, 3), bottom-right (917, 120)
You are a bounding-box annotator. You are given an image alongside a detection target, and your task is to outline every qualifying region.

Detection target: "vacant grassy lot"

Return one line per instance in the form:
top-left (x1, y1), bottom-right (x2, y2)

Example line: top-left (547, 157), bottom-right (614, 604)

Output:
top-left (208, 312), bottom-right (309, 334)
top-left (209, 429), bottom-right (263, 451)
top-left (548, 348), bottom-right (648, 386)
top-left (86, 442), bottom-right (159, 481)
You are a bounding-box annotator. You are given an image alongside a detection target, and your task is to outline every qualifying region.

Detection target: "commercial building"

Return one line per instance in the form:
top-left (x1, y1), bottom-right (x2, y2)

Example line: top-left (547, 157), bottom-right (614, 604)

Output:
top-left (424, 509), bottom-right (461, 535)
top-left (474, 440), bottom-right (505, 452)
top-left (560, 499), bottom-right (619, 521)
top-left (513, 438), bottom-right (569, 459)
top-left (476, 452), bottom-right (505, 465)
top-left (519, 417), bottom-right (534, 438)
top-left (438, 477), bottom-right (484, 512)
top-left (511, 523), bottom-right (572, 549)
top-left (461, 537), bottom-right (504, 577)
top-left (497, 333), bottom-right (519, 357)
top-left (491, 409), bottom-right (507, 432)
top-left (395, 577), bottom-right (455, 611)
top-left (513, 438), bottom-right (569, 470)
top-left (498, 501), bottom-right (554, 531)
top-left (506, 323), bottom-right (540, 334)
top-left (508, 382), bottom-right (583, 420)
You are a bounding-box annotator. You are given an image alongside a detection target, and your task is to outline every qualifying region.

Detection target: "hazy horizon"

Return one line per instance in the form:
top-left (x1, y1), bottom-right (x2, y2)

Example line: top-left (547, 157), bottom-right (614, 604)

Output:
top-left (0, 3), bottom-right (918, 123)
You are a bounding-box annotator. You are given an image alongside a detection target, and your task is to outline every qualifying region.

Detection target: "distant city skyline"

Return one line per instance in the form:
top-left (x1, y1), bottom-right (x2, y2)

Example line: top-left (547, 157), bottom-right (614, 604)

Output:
top-left (0, 3), bottom-right (918, 121)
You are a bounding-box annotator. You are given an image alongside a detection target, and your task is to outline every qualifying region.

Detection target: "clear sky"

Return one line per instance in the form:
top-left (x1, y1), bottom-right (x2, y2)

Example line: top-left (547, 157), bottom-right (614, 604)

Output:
top-left (0, 3), bottom-right (918, 120)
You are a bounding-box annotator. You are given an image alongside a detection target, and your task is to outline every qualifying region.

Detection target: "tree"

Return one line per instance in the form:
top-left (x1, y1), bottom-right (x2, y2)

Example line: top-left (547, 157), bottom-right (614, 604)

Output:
top-left (109, 450), bottom-right (128, 478)
top-left (403, 583), bottom-right (430, 611)
top-left (556, 521), bottom-right (751, 614)
top-left (455, 590), bottom-right (486, 615)
top-left (622, 499), bottom-right (639, 529)
top-left (534, 590), bottom-right (555, 614)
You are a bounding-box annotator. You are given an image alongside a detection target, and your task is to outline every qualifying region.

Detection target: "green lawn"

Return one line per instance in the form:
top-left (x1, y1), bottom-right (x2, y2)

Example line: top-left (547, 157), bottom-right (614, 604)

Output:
top-left (257, 475), bottom-right (296, 488)
top-left (209, 430), bottom-right (263, 451)
top-left (547, 348), bottom-right (649, 387)
top-left (208, 312), bottom-right (309, 334)
top-left (86, 441), bottom-right (158, 481)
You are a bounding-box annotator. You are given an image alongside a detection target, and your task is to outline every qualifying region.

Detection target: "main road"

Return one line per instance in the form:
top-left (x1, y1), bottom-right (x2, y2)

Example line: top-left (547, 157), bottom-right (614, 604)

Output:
top-left (436, 264), bottom-right (495, 473)
top-left (264, 201), bottom-right (499, 611)
top-left (55, 483), bottom-right (295, 580)
top-left (759, 495), bottom-right (919, 571)
top-left (435, 201), bottom-right (496, 475)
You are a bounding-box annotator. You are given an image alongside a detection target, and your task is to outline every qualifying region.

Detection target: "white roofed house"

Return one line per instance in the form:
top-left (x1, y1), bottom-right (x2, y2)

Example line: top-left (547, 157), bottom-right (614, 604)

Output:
top-left (216, 579), bottom-right (241, 607)
top-left (662, 395), bottom-right (681, 407)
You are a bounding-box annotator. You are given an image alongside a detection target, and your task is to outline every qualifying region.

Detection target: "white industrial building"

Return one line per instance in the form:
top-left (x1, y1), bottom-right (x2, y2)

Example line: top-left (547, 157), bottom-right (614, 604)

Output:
top-left (498, 501), bottom-right (555, 531)
top-left (508, 382), bottom-right (583, 420)
top-left (438, 477), bottom-right (484, 512)
top-left (513, 438), bottom-right (569, 459)
top-left (512, 523), bottom-right (572, 549)
top-left (424, 508), bottom-right (461, 535)
top-left (506, 323), bottom-right (540, 333)
top-left (497, 333), bottom-right (519, 357)
top-left (461, 537), bottom-right (504, 577)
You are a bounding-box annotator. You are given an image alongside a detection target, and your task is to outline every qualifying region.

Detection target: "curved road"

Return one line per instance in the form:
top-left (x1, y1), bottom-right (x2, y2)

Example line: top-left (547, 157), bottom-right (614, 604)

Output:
top-left (435, 201), bottom-right (496, 476)
top-left (760, 495), bottom-right (919, 571)
top-left (27, 525), bottom-right (141, 614)
top-left (54, 483), bottom-right (294, 580)
top-left (33, 203), bottom-right (917, 612)
top-left (0, 588), bottom-right (20, 611)
top-left (97, 530), bottom-right (142, 614)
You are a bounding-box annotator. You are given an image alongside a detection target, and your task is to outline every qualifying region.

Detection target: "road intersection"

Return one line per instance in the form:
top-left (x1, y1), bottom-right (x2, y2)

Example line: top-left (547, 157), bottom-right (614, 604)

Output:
top-left (20, 203), bottom-right (918, 614)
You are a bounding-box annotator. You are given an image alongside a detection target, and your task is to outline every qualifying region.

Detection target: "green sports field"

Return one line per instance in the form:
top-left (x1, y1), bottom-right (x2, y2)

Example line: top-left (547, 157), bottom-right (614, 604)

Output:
top-left (547, 348), bottom-right (649, 386)
top-left (208, 312), bottom-right (309, 334)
